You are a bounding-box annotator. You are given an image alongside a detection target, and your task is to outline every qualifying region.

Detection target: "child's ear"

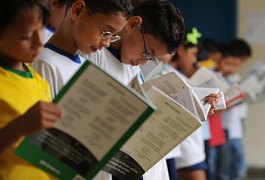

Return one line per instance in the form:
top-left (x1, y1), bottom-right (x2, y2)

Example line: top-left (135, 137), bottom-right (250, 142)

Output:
top-left (71, 0), bottom-right (86, 20)
top-left (125, 16), bottom-right (142, 31)
top-left (178, 46), bottom-right (185, 55)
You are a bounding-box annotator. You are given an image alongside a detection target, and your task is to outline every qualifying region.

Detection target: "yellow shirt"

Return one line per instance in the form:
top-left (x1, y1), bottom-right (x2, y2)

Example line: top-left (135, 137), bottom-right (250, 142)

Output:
top-left (199, 59), bottom-right (216, 69)
top-left (0, 65), bottom-right (55, 180)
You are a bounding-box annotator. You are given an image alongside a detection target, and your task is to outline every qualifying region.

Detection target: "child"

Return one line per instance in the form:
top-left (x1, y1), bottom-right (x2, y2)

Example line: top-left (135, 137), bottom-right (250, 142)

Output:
top-left (169, 28), bottom-right (208, 180)
top-left (218, 39), bottom-right (251, 180)
top-left (33, 0), bottom-right (132, 98)
top-left (88, 1), bottom-right (185, 179)
top-left (44, 0), bottom-right (66, 42)
top-left (0, 0), bottom-right (61, 179)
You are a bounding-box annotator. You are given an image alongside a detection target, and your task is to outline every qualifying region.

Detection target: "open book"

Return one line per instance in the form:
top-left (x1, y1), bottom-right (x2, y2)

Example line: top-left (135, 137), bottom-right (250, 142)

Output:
top-left (141, 62), bottom-right (226, 115)
top-left (15, 61), bottom-right (155, 180)
top-left (240, 61), bottom-right (265, 102)
top-left (103, 74), bottom-right (202, 179)
top-left (142, 70), bottom-right (219, 121)
top-left (189, 67), bottom-right (227, 109)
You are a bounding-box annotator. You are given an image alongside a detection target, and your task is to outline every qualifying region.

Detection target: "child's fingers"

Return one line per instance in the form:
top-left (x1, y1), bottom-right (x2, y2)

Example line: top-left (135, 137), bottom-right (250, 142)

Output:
top-left (40, 102), bottom-right (62, 117)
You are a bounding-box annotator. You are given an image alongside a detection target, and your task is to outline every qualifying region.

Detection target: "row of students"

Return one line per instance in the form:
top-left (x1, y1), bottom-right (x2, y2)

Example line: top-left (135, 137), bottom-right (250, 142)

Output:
top-left (0, 0), bottom-right (221, 179)
top-left (0, 0), bottom-right (183, 179)
top-left (0, 0), bottom-right (133, 179)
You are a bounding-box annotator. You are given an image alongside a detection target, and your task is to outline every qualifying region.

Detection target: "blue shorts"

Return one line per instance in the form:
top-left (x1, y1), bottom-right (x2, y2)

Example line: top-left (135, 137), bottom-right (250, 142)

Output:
top-left (179, 161), bottom-right (207, 171)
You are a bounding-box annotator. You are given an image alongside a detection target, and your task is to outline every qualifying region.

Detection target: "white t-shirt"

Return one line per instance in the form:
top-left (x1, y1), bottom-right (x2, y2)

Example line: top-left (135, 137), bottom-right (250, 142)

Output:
top-left (176, 128), bottom-right (205, 169)
top-left (88, 47), bottom-right (169, 180)
top-left (222, 73), bottom-right (246, 139)
top-left (32, 45), bottom-right (85, 98)
top-left (88, 48), bottom-right (140, 85)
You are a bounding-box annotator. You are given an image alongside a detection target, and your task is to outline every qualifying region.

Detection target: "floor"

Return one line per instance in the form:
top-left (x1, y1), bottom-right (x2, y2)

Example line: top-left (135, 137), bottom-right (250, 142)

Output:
top-left (244, 168), bottom-right (265, 180)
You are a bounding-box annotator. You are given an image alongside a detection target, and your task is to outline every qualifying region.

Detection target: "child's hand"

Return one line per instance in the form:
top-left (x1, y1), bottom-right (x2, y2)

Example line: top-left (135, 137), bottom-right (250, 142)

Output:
top-left (19, 101), bottom-right (62, 135)
top-left (204, 93), bottom-right (221, 115)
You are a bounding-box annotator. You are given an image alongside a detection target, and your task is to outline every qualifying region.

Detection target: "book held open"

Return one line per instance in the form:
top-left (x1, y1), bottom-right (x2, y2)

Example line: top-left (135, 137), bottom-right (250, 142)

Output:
top-left (15, 61), bottom-right (155, 180)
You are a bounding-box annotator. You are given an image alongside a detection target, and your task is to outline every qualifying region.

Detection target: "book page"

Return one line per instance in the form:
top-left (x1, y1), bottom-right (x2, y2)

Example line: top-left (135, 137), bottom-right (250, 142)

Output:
top-left (189, 67), bottom-right (229, 93)
top-left (15, 61), bottom-right (154, 180)
top-left (140, 61), bottom-right (164, 81)
top-left (104, 87), bottom-right (201, 179)
top-left (225, 84), bottom-right (245, 107)
top-left (240, 74), bottom-right (263, 101)
top-left (142, 71), bottom-right (198, 117)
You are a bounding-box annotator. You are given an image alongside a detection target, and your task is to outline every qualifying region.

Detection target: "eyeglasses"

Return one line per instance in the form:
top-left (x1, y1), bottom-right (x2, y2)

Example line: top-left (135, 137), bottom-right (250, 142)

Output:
top-left (86, 7), bottom-right (121, 43)
top-left (141, 28), bottom-right (158, 63)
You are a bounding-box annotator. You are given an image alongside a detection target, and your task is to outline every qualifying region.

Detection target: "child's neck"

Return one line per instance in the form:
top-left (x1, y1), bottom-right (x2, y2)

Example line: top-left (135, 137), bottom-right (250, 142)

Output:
top-left (47, 21), bottom-right (78, 55)
top-left (0, 55), bottom-right (25, 71)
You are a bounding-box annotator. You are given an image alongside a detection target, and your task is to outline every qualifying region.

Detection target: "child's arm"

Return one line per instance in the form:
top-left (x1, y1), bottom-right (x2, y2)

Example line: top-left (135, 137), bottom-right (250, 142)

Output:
top-left (204, 93), bottom-right (221, 115)
top-left (0, 101), bottom-right (61, 158)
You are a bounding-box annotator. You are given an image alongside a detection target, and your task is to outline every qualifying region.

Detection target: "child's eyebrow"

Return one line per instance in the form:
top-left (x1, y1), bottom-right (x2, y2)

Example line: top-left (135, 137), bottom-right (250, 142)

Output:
top-left (103, 25), bottom-right (116, 32)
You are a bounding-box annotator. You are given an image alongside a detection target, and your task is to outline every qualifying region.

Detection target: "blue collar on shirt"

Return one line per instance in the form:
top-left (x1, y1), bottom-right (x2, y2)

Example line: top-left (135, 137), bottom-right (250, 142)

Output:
top-left (45, 25), bottom-right (56, 33)
top-left (107, 46), bottom-right (121, 62)
top-left (44, 43), bottom-right (81, 64)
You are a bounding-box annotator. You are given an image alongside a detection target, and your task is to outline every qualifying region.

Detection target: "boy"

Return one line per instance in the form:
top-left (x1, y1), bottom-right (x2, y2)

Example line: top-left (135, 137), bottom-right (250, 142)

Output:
top-left (33, 0), bottom-right (132, 97)
top-left (0, 0), bottom-right (61, 179)
top-left (219, 39), bottom-right (251, 180)
top-left (88, 1), bottom-right (185, 179)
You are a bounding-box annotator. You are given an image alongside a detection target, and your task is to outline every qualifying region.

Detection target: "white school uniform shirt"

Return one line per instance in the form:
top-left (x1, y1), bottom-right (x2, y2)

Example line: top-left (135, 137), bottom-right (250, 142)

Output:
top-left (87, 47), bottom-right (140, 85)
top-left (32, 44), bottom-right (86, 98)
top-left (175, 70), bottom-right (205, 169)
top-left (221, 73), bottom-right (246, 139)
top-left (88, 47), bottom-right (170, 180)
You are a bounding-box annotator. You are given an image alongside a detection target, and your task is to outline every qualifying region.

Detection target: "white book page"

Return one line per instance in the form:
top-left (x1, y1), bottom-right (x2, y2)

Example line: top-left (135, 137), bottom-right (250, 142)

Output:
top-left (191, 87), bottom-right (225, 121)
top-left (189, 67), bottom-right (229, 93)
top-left (142, 71), bottom-right (198, 117)
top-left (240, 74), bottom-right (262, 101)
top-left (225, 84), bottom-right (245, 106)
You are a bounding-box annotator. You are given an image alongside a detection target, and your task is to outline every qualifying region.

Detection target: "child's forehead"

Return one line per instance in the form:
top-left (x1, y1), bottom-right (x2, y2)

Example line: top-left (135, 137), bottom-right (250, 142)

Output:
top-left (7, 8), bottom-right (43, 31)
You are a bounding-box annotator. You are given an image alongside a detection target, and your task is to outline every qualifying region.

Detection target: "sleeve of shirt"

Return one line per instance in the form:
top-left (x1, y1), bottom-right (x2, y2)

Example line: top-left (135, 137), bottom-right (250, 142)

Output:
top-left (32, 60), bottom-right (63, 99)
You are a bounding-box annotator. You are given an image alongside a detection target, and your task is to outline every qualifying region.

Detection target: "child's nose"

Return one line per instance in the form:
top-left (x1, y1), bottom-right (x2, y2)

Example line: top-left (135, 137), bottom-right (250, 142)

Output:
top-left (33, 30), bottom-right (44, 48)
top-left (101, 39), bottom-right (111, 48)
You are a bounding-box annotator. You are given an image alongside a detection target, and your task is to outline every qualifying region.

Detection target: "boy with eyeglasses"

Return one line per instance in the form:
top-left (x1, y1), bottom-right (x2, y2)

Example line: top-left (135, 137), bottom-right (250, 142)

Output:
top-left (87, 1), bottom-right (185, 179)
top-left (32, 0), bottom-right (132, 98)
top-left (88, 0), bottom-right (184, 84)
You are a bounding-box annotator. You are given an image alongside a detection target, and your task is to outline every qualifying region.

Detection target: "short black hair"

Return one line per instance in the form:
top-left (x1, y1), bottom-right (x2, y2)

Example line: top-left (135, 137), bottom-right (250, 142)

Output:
top-left (67, 0), bottom-right (132, 19)
top-left (229, 38), bottom-right (252, 58)
top-left (0, 0), bottom-right (50, 34)
top-left (201, 38), bottom-right (221, 53)
top-left (197, 38), bottom-right (221, 61)
top-left (220, 43), bottom-right (234, 58)
top-left (132, 0), bottom-right (185, 53)
top-left (56, 0), bottom-right (67, 6)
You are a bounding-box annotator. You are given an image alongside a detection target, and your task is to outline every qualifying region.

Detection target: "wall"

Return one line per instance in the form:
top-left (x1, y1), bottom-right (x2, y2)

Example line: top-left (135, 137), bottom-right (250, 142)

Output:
top-left (172, 0), bottom-right (237, 43)
top-left (238, 0), bottom-right (265, 168)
